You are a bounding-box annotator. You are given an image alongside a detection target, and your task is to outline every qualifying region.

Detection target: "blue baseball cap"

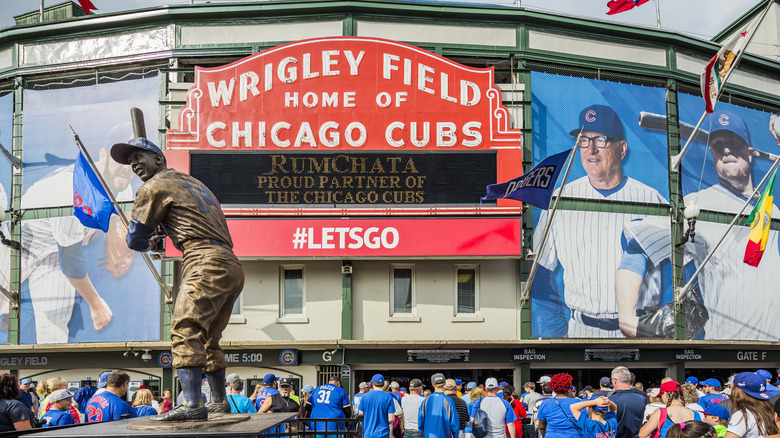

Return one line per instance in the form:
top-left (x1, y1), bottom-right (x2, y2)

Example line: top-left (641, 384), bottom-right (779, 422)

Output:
top-left (685, 376), bottom-right (699, 385)
top-left (702, 378), bottom-right (721, 389)
top-left (734, 372), bottom-right (779, 400)
top-left (400, 387), bottom-right (407, 392)
top-left (757, 370), bottom-right (773, 381)
top-left (703, 404), bottom-right (730, 421)
top-left (263, 373), bottom-right (280, 384)
top-left (592, 404), bottom-right (608, 413)
top-left (499, 382), bottom-right (509, 388)
top-left (111, 137), bottom-right (164, 165)
top-left (371, 374), bottom-right (385, 384)
top-left (97, 371), bottom-right (111, 389)
top-left (20, 379), bottom-right (31, 384)
top-left (709, 110), bottom-right (750, 145)
top-left (466, 382), bottom-right (477, 389)
top-left (454, 379), bottom-right (463, 386)
top-left (302, 385), bottom-right (314, 393)
top-left (569, 104), bottom-right (625, 140)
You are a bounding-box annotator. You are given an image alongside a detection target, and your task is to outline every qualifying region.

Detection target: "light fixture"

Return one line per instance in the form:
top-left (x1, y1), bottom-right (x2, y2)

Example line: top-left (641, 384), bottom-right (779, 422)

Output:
top-left (141, 349), bottom-right (152, 362)
top-left (678, 202), bottom-right (700, 246)
top-left (123, 348), bottom-right (139, 358)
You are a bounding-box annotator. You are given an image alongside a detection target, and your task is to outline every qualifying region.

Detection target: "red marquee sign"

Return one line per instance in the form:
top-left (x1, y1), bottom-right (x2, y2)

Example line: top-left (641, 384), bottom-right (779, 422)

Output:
top-left (167, 37), bottom-right (522, 152)
top-left (165, 218), bottom-right (522, 258)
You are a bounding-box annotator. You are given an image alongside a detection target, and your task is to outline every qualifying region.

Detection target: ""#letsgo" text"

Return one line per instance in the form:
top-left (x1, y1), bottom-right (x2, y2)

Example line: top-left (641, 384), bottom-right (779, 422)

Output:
top-left (292, 227), bottom-right (399, 249)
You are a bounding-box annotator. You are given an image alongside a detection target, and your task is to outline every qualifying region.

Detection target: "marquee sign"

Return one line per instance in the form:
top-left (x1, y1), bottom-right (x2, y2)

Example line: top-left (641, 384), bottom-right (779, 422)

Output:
top-left (166, 37), bottom-right (522, 153)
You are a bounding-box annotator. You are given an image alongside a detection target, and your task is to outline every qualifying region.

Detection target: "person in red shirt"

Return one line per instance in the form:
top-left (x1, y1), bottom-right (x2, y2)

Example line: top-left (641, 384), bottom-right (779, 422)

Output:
top-left (503, 385), bottom-right (526, 437)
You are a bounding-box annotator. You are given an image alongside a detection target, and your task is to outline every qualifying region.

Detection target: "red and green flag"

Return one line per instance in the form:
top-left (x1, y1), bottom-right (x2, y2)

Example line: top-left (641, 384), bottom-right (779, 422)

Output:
top-left (744, 170), bottom-right (777, 267)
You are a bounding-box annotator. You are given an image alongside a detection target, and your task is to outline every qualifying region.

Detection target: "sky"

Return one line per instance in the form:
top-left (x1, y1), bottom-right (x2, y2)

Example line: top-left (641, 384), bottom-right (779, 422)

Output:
top-left (0, 0), bottom-right (763, 41)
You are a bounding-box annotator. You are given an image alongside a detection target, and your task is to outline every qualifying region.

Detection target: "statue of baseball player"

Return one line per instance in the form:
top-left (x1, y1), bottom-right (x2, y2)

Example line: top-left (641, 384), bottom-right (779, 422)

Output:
top-left (533, 104), bottom-right (667, 338)
top-left (111, 137), bottom-right (245, 421)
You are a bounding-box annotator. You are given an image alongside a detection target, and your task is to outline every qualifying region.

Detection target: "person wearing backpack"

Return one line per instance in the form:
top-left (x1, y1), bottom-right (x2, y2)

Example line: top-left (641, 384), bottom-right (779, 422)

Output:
top-left (469, 378), bottom-right (517, 438)
top-left (570, 396), bottom-right (618, 438)
top-left (638, 381), bottom-right (701, 438)
top-left (535, 373), bottom-right (580, 438)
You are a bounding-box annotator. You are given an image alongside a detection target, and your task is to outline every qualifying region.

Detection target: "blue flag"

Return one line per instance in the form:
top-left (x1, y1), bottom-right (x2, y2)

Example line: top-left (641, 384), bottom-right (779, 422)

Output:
top-left (482, 150), bottom-right (571, 209)
top-left (73, 151), bottom-right (116, 232)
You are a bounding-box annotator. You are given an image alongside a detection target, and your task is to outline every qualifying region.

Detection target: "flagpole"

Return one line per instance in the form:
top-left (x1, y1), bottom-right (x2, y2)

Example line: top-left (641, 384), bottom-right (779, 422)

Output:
top-left (678, 154), bottom-right (780, 302)
top-left (70, 127), bottom-right (173, 305)
top-left (671, 0), bottom-right (772, 172)
top-left (655, 0), bottom-right (661, 29)
top-left (520, 134), bottom-right (581, 301)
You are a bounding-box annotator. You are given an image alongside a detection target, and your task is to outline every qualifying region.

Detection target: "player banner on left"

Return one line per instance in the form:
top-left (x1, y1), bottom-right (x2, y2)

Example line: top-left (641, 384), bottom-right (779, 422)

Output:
top-left (19, 78), bottom-right (161, 344)
top-left (0, 92), bottom-right (13, 344)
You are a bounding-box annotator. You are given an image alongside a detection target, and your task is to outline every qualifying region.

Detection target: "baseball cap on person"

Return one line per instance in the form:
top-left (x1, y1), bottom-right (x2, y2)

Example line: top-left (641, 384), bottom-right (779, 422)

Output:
top-left (592, 404), bottom-right (608, 413)
top-left (400, 387), bottom-right (407, 392)
top-left (279, 378), bottom-right (292, 387)
top-left (97, 371), bottom-right (111, 389)
top-left (538, 376), bottom-right (551, 384)
top-left (757, 369), bottom-right (773, 381)
top-left (685, 376), bottom-right (699, 385)
top-left (584, 386), bottom-right (593, 391)
top-left (111, 137), bottom-right (164, 165)
top-left (49, 389), bottom-right (74, 402)
top-left (302, 385), bottom-right (314, 393)
top-left (20, 379), bottom-right (31, 385)
top-left (659, 381), bottom-right (682, 394)
top-left (431, 373), bottom-right (446, 385)
top-left (734, 372), bottom-right (780, 400)
top-left (372, 374), bottom-right (385, 384)
top-left (600, 377), bottom-right (611, 387)
top-left (485, 378), bottom-right (499, 389)
top-left (390, 381), bottom-right (400, 389)
top-left (498, 382), bottom-right (509, 388)
top-left (649, 388), bottom-right (661, 398)
top-left (454, 379), bottom-right (463, 386)
top-left (444, 379), bottom-right (457, 390)
top-left (263, 374), bottom-right (280, 385)
top-left (226, 373), bottom-right (240, 384)
top-left (702, 378), bottom-right (721, 389)
top-left (358, 382), bottom-right (369, 389)
top-left (709, 110), bottom-right (750, 145)
top-left (703, 404), bottom-right (730, 421)
top-left (409, 379), bottom-right (424, 390)
top-left (569, 104), bottom-right (625, 140)
top-left (466, 382), bottom-right (477, 390)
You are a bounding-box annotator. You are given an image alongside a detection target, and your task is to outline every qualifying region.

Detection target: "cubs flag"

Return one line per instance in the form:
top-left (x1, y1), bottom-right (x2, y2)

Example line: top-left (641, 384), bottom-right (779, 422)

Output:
top-left (701, 12), bottom-right (762, 113)
top-left (73, 151), bottom-right (116, 232)
top-left (744, 170), bottom-right (777, 267)
top-left (606, 0), bottom-right (649, 15)
top-left (482, 150), bottom-right (570, 209)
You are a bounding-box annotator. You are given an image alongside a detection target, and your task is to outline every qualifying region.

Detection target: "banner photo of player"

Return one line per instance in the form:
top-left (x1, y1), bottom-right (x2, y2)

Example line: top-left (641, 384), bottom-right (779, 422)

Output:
top-left (530, 72), bottom-right (670, 339)
top-left (672, 93), bottom-right (780, 341)
top-left (19, 78), bottom-right (161, 344)
top-left (0, 92), bottom-right (13, 344)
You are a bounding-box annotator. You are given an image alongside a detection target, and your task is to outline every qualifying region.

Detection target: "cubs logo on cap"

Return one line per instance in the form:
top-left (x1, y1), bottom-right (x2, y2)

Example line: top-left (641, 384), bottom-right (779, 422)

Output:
top-left (570, 104), bottom-right (625, 140)
top-left (709, 110), bottom-right (750, 145)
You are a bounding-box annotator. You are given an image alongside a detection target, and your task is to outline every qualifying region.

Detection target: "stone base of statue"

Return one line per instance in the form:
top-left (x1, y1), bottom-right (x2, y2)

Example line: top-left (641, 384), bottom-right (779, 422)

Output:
top-left (126, 412), bottom-right (250, 430)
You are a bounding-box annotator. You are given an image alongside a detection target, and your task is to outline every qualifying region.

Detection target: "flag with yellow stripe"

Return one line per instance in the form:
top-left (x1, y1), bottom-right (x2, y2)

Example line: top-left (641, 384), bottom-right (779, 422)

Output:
top-left (744, 170), bottom-right (777, 267)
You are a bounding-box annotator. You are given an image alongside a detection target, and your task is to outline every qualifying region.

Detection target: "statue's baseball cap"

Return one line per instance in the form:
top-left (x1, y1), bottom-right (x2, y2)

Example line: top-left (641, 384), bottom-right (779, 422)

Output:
top-left (111, 137), bottom-right (164, 165)
top-left (569, 104), bottom-right (625, 140)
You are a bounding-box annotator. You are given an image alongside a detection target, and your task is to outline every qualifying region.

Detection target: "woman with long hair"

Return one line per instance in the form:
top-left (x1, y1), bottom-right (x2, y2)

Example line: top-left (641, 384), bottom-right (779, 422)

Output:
top-left (536, 373), bottom-right (581, 438)
top-left (0, 374), bottom-right (31, 432)
top-left (723, 372), bottom-right (779, 438)
top-left (38, 378), bottom-right (80, 424)
top-left (502, 385), bottom-right (526, 438)
top-left (132, 389), bottom-right (158, 417)
top-left (464, 387), bottom-right (485, 438)
top-left (639, 381), bottom-right (701, 438)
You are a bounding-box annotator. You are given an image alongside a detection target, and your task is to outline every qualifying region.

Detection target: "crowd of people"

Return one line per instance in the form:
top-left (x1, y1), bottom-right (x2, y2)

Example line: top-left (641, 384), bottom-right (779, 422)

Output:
top-left (3, 366), bottom-right (780, 438)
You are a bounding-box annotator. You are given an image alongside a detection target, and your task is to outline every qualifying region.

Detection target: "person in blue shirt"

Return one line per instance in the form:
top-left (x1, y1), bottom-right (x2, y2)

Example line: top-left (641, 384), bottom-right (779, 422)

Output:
top-left (254, 374), bottom-right (281, 411)
top-left (85, 371), bottom-right (136, 423)
top-left (697, 379), bottom-right (726, 408)
top-left (131, 389), bottom-right (158, 417)
top-left (418, 373), bottom-right (459, 438)
top-left (41, 389), bottom-right (76, 427)
top-left (306, 376), bottom-right (353, 434)
top-left (469, 378), bottom-right (516, 438)
top-left (536, 373), bottom-right (579, 438)
top-left (389, 382), bottom-right (403, 404)
top-left (358, 374), bottom-right (395, 438)
top-left (570, 396), bottom-right (618, 438)
top-left (353, 382), bottom-right (369, 415)
top-left (72, 380), bottom-right (96, 415)
top-left (226, 379), bottom-right (257, 414)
